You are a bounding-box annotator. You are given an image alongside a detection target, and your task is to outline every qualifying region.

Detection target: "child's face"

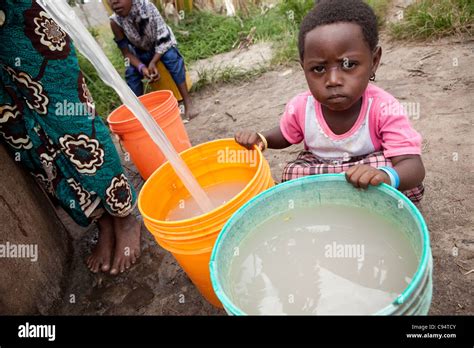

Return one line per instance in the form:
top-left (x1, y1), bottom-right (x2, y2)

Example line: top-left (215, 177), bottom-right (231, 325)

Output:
top-left (108, 0), bottom-right (133, 17)
top-left (301, 22), bottom-right (381, 112)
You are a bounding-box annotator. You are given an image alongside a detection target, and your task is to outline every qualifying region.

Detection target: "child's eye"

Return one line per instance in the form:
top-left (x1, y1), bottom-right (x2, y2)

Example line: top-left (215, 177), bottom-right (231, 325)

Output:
top-left (342, 60), bottom-right (357, 70)
top-left (312, 66), bottom-right (325, 73)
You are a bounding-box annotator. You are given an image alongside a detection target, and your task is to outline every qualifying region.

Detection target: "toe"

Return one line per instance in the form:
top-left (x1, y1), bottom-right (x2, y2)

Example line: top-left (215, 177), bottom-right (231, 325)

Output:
top-left (125, 257), bottom-right (131, 269)
top-left (110, 257), bottom-right (120, 275)
top-left (101, 262), bottom-right (110, 272)
top-left (134, 248), bottom-right (141, 259)
top-left (87, 257), bottom-right (94, 270)
top-left (87, 254), bottom-right (95, 268)
top-left (91, 260), bottom-right (100, 273)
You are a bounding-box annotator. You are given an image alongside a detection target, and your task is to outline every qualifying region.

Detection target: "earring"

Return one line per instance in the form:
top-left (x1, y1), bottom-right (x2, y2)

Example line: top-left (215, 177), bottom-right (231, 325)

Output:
top-left (370, 73), bottom-right (376, 81)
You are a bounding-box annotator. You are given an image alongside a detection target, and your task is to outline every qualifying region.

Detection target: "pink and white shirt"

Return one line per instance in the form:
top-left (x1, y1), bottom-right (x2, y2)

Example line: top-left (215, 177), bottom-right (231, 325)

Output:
top-left (280, 84), bottom-right (422, 162)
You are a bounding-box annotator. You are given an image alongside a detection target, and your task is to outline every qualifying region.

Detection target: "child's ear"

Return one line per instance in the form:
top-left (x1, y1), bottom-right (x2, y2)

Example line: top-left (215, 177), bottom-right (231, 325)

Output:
top-left (371, 46), bottom-right (382, 74)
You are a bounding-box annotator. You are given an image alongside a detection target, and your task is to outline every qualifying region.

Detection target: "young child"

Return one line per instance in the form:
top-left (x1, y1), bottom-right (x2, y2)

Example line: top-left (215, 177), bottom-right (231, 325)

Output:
top-left (108, 0), bottom-right (198, 119)
top-left (235, 0), bottom-right (425, 204)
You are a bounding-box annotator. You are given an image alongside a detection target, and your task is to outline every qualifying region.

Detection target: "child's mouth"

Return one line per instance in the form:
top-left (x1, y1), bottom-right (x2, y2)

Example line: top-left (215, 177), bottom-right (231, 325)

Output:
top-left (327, 95), bottom-right (347, 103)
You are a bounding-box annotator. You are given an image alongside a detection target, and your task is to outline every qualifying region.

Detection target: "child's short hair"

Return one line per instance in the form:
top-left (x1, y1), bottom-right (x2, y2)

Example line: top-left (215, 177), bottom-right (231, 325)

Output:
top-left (298, 0), bottom-right (379, 61)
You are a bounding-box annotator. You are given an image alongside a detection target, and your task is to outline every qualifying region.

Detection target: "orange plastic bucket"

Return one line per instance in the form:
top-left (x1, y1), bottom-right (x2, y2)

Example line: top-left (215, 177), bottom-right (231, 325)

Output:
top-left (107, 90), bottom-right (191, 179)
top-left (138, 139), bottom-right (274, 307)
top-left (144, 161), bottom-right (273, 240)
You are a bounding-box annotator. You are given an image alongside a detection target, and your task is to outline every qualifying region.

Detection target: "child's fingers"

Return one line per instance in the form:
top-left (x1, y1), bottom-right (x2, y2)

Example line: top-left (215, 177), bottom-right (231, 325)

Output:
top-left (249, 133), bottom-right (260, 147)
top-left (358, 169), bottom-right (376, 189)
top-left (344, 165), bottom-right (360, 185)
top-left (238, 131), bottom-right (249, 147)
top-left (243, 132), bottom-right (256, 149)
top-left (344, 164), bottom-right (358, 178)
top-left (369, 172), bottom-right (387, 187)
top-left (346, 165), bottom-right (365, 188)
top-left (234, 131), bottom-right (241, 144)
top-left (235, 131), bottom-right (252, 149)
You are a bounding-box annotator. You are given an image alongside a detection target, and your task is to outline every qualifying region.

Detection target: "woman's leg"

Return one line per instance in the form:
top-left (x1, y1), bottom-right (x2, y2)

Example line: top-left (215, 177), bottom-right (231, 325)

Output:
top-left (87, 211), bottom-right (141, 274)
top-left (0, 0), bottom-right (141, 273)
top-left (110, 213), bottom-right (141, 274)
top-left (86, 212), bottom-right (115, 273)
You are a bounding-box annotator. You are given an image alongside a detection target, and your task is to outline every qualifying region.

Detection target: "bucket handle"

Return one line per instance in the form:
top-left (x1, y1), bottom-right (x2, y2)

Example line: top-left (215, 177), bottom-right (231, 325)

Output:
top-left (114, 134), bottom-right (129, 158)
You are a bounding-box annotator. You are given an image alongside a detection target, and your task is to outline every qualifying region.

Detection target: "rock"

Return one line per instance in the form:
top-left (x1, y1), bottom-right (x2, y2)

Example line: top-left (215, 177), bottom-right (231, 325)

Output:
top-left (0, 144), bottom-right (71, 314)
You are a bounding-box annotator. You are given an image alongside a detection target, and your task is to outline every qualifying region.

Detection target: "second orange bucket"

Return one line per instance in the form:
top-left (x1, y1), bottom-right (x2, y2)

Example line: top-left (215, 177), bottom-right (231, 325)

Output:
top-left (107, 90), bottom-right (191, 179)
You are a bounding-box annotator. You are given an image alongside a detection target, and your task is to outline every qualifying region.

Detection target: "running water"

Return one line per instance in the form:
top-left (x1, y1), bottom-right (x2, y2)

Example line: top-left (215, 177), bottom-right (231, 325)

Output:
top-left (166, 181), bottom-right (248, 221)
top-left (38, 0), bottom-right (214, 213)
top-left (229, 205), bottom-right (419, 315)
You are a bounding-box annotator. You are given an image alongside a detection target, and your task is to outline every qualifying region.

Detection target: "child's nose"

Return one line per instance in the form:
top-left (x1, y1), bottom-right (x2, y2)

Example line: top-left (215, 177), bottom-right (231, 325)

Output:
top-left (326, 66), bottom-right (343, 87)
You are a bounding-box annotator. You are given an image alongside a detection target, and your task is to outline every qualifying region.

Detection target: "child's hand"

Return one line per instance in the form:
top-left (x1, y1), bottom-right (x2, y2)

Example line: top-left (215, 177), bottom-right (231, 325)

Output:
top-left (141, 66), bottom-right (152, 80)
top-left (147, 64), bottom-right (160, 82)
top-left (234, 130), bottom-right (264, 150)
top-left (345, 164), bottom-right (390, 189)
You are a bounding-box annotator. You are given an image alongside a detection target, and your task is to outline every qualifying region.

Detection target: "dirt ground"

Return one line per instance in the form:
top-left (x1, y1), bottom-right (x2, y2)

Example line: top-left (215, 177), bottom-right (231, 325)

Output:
top-left (53, 29), bottom-right (473, 315)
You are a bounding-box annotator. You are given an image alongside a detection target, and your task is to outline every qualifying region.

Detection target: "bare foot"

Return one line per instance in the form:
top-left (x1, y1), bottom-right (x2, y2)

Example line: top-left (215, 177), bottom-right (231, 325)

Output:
top-left (110, 214), bottom-right (141, 275)
top-left (177, 82), bottom-right (198, 120)
top-left (185, 105), bottom-right (199, 120)
top-left (86, 213), bottom-right (115, 273)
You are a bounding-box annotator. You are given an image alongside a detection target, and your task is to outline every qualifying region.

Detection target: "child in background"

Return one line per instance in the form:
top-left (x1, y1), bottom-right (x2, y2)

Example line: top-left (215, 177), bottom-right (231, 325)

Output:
top-left (108, 0), bottom-right (198, 120)
top-left (235, 0), bottom-right (425, 203)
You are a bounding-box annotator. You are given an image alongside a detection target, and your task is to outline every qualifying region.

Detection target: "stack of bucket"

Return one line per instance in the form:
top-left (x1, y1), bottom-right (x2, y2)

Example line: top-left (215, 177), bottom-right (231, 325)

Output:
top-left (107, 90), bottom-right (191, 179)
top-left (138, 139), bottom-right (274, 306)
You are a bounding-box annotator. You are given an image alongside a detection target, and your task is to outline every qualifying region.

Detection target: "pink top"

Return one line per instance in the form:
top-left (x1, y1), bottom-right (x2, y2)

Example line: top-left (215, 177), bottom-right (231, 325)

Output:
top-left (280, 84), bottom-right (422, 159)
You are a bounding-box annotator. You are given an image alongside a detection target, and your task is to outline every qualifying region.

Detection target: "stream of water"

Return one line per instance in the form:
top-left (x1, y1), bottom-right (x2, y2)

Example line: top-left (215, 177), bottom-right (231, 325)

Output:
top-left (38, 0), bottom-right (214, 214)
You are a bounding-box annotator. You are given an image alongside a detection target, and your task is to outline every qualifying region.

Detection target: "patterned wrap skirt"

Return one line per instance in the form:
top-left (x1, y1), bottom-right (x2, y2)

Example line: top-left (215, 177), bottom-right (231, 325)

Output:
top-left (0, 0), bottom-right (136, 226)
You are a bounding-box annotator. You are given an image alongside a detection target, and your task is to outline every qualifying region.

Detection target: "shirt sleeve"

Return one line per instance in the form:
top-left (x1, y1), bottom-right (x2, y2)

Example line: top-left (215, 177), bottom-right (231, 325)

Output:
top-left (376, 97), bottom-right (422, 158)
top-left (149, 6), bottom-right (174, 55)
top-left (279, 95), bottom-right (305, 145)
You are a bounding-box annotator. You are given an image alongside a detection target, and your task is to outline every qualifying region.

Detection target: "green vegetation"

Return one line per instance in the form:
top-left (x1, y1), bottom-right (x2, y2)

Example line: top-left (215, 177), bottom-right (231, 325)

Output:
top-left (172, 0), bottom-right (391, 65)
top-left (78, 1), bottom-right (310, 116)
top-left (77, 0), bottom-right (472, 117)
top-left (170, 2), bottom-right (301, 64)
top-left (191, 64), bottom-right (271, 92)
top-left (390, 0), bottom-right (474, 39)
top-left (366, 0), bottom-right (391, 27)
top-left (77, 26), bottom-right (131, 119)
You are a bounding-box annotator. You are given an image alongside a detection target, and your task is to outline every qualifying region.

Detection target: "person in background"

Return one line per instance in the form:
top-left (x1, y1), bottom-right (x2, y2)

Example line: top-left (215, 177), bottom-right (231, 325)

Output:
top-left (108, 0), bottom-right (198, 120)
